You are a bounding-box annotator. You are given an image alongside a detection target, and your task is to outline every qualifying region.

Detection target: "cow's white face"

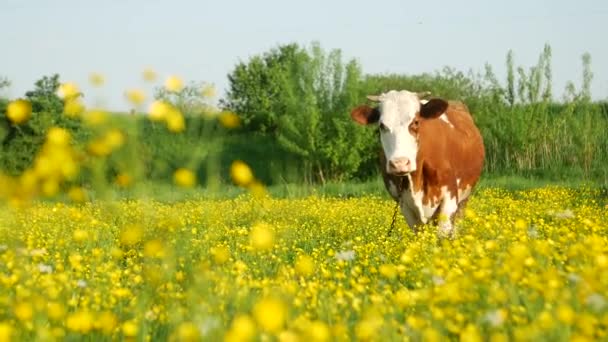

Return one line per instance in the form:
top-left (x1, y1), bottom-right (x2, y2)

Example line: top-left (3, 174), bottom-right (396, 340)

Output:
top-left (376, 90), bottom-right (421, 175)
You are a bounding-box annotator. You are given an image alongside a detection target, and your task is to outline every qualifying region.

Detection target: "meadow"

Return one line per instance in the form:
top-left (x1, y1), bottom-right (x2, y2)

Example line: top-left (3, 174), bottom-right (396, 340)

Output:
top-left (1, 184), bottom-right (607, 341)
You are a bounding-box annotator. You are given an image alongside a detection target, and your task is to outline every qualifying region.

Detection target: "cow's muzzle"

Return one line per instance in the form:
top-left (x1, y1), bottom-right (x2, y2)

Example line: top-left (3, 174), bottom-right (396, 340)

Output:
top-left (388, 158), bottom-right (413, 175)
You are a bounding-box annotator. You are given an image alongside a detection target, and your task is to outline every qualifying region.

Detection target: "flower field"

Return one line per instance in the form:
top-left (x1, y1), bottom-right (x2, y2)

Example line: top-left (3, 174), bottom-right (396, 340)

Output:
top-left (1, 186), bottom-right (607, 341)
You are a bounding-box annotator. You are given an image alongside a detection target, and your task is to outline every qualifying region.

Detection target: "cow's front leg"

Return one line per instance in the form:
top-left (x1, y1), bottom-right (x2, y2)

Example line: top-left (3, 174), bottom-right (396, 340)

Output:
top-left (399, 201), bottom-right (422, 233)
top-left (437, 190), bottom-right (459, 238)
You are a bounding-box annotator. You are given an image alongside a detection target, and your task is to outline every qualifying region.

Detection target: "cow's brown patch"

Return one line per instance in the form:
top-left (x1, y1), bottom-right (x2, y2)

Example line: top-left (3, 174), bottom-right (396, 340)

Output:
top-left (351, 105), bottom-right (380, 125)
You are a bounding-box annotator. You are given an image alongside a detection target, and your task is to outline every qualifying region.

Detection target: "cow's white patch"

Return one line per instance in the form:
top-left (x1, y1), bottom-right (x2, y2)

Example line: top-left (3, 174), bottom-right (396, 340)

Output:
top-left (377, 90), bottom-right (421, 173)
top-left (439, 113), bottom-right (454, 128)
top-left (400, 174), bottom-right (440, 228)
top-left (438, 186), bottom-right (458, 236)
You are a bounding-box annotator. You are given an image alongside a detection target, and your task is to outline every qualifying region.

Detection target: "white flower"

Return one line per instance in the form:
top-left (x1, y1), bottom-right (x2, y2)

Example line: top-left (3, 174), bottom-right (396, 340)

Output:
top-left (335, 250), bottom-right (355, 261)
top-left (38, 263), bottom-right (53, 274)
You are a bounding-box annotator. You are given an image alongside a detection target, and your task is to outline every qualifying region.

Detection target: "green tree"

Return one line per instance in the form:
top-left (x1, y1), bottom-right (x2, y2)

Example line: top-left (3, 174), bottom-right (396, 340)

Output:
top-left (221, 43), bottom-right (308, 133)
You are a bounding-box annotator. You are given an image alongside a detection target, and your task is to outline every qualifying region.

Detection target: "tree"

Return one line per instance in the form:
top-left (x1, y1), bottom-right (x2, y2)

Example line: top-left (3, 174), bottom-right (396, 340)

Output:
top-left (221, 43), bottom-right (308, 133)
top-left (154, 81), bottom-right (217, 116)
top-left (24, 74), bottom-right (64, 113)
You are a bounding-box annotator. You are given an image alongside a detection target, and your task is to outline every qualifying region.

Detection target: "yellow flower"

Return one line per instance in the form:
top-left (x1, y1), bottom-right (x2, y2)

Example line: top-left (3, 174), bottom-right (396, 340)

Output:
top-left (166, 109), bottom-right (186, 132)
top-left (174, 168), bottom-right (196, 188)
top-left (95, 311), bottom-right (118, 335)
top-left (72, 228), bottom-right (88, 242)
top-left (120, 224), bottom-right (144, 246)
top-left (66, 310), bottom-right (94, 333)
top-left (459, 324), bottom-right (482, 342)
top-left (125, 89), bottom-right (146, 106)
top-left (229, 315), bottom-right (256, 340)
top-left (294, 255), bottom-right (315, 276)
top-left (122, 320), bottom-right (139, 337)
top-left (219, 112), bottom-right (241, 129)
top-left (68, 187), bottom-right (87, 203)
top-left (46, 127), bottom-right (71, 146)
top-left (14, 302), bottom-right (33, 322)
top-left (250, 222), bottom-right (274, 251)
top-left (174, 322), bottom-right (200, 342)
top-left (379, 263), bottom-right (398, 279)
top-left (148, 100), bottom-right (171, 121)
top-left (47, 302), bottom-right (66, 321)
top-left (104, 129), bottom-right (125, 149)
top-left (211, 245), bottom-right (231, 264)
top-left (142, 68), bottom-right (157, 82)
top-left (115, 173), bottom-right (133, 188)
top-left (6, 99), bottom-right (32, 124)
top-left (58, 82), bottom-right (80, 99)
top-left (253, 297), bottom-right (287, 333)
top-left (83, 110), bottom-right (108, 126)
top-left (89, 72), bottom-right (105, 86)
top-left (230, 160), bottom-right (254, 187)
top-left (0, 322), bottom-right (12, 342)
top-left (165, 75), bottom-right (184, 92)
top-left (556, 304), bottom-right (574, 325)
top-left (144, 239), bottom-right (165, 258)
top-left (307, 321), bottom-right (330, 342)
top-left (201, 84), bottom-right (217, 98)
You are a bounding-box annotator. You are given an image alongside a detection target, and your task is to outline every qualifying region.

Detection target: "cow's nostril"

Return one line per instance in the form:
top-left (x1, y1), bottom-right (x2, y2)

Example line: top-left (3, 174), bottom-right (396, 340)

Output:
top-left (389, 158), bottom-right (410, 172)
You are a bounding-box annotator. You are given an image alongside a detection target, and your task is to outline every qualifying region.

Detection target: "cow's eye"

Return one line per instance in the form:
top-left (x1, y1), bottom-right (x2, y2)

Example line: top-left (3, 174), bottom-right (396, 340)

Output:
top-left (379, 123), bottom-right (389, 132)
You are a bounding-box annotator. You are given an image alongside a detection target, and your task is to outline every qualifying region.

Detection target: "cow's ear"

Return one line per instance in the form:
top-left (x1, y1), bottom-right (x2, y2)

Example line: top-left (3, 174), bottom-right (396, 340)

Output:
top-left (351, 105), bottom-right (380, 125)
top-left (420, 98), bottom-right (449, 119)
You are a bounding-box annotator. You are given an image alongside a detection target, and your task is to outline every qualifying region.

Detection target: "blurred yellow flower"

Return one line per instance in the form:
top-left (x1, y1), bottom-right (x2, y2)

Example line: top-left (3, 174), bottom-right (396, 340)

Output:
top-left (219, 112), bottom-right (241, 129)
top-left (142, 68), bottom-right (157, 82)
top-left (165, 75), bottom-right (184, 92)
top-left (115, 173), bottom-right (133, 188)
top-left (63, 99), bottom-right (85, 117)
top-left (68, 187), bottom-right (87, 203)
top-left (174, 322), bottom-right (201, 342)
top-left (148, 100), bottom-right (171, 121)
top-left (144, 240), bottom-right (165, 258)
top-left (6, 99), bottom-right (32, 124)
top-left (125, 89), bottom-right (146, 106)
top-left (230, 160), bottom-right (254, 187)
top-left (174, 168), bottom-right (196, 188)
top-left (66, 310), bottom-right (94, 333)
top-left (120, 224), bottom-right (144, 246)
top-left (250, 222), bottom-right (274, 251)
top-left (96, 311), bottom-right (118, 335)
top-left (0, 322), bottom-right (13, 342)
top-left (14, 302), bottom-right (33, 322)
top-left (46, 127), bottom-right (71, 146)
top-left (166, 109), bottom-right (186, 132)
top-left (89, 72), bottom-right (105, 86)
top-left (294, 255), bottom-right (315, 276)
top-left (83, 110), bottom-right (108, 126)
top-left (307, 321), bottom-right (330, 342)
top-left (58, 82), bottom-right (80, 99)
top-left (201, 84), bottom-right (217, 98)
top-left (122, 320), bottom-right (139, 337)
top-left (47, 302), bottom-right (66, 321)
top-left (211, 245), bottom-right (231, 264)
top-left (253, 297), bottom-right (287, 333)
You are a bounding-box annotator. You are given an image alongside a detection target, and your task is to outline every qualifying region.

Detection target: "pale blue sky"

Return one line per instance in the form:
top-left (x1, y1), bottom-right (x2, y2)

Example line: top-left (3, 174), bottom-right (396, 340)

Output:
top-left (1, 0), bottom-right (606, 110)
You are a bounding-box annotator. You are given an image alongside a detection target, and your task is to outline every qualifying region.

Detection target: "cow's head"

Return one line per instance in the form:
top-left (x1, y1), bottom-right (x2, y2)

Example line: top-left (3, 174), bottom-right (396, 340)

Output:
top-left (350, 90), bottom-right (448, 175)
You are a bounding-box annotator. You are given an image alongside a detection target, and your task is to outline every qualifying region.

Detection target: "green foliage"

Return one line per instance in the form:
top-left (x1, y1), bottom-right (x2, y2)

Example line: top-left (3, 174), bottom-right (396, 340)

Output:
top-left (24, 74), bottom-right (64, 113)
top-left (222, 43), bottom-right (308, 133)
top-left (153, 81), bottom-right (216, 116)
top-left (0, 74), bottom-right (88, 176)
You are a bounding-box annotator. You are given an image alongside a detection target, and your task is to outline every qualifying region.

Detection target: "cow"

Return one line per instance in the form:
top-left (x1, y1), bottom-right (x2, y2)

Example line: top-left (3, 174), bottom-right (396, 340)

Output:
top-left (350, 90), bottom-right (485, 237)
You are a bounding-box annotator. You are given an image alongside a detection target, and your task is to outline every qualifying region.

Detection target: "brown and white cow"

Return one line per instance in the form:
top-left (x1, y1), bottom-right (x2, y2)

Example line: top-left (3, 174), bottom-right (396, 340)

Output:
top-left (350, 90), bottom-right (484, 237)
